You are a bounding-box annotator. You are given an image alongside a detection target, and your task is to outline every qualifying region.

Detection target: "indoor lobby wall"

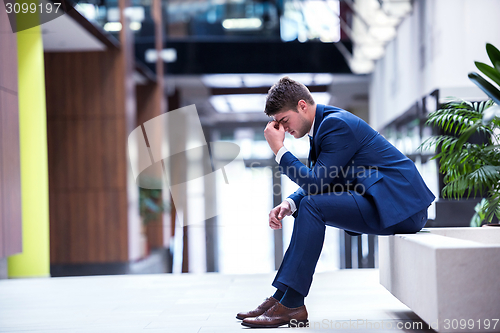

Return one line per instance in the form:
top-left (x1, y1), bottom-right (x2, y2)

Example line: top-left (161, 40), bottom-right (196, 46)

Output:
top-left (0, 2), bottom-right (22, 278)
top-left (44, 43), bottom-right (140, 274)
top-left (45, 50), bottom-right (130, 265)
top-left (369, 0), bottom-right (500, 130)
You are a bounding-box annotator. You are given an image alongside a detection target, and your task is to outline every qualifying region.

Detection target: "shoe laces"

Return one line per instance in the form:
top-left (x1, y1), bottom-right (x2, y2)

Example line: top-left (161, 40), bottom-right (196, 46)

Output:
top-left (264, 303), bottom-right (278, 316)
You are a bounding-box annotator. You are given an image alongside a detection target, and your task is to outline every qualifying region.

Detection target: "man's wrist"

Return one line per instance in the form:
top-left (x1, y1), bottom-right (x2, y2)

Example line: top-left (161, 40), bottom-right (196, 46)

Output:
top-left (272, 144), bottom-right (284, 155)
top-left (275, 146), bottom-right (288, 164)
top-left (284, 198), bottom-right (297, 214)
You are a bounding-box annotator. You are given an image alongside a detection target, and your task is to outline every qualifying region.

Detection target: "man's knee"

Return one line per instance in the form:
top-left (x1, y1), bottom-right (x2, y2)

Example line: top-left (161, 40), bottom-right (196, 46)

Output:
top-left (298, 196), bottom-right (321, 215)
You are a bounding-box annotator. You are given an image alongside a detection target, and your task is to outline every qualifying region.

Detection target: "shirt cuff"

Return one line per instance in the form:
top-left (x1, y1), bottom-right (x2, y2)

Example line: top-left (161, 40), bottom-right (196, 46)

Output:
top-left (285, 198), bottom-right (297, 214)
top-left (275, 146), bottom-right (288, 164)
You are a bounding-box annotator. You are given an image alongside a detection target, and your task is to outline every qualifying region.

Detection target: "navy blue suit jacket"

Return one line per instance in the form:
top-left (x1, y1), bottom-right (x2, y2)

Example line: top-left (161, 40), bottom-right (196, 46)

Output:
top-left (280, 104), bottom-right (435, 229)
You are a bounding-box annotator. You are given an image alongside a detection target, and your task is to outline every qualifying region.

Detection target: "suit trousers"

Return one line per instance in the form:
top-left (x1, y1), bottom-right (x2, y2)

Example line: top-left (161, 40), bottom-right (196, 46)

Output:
top-left (272, 190), bottom-right (428, 297)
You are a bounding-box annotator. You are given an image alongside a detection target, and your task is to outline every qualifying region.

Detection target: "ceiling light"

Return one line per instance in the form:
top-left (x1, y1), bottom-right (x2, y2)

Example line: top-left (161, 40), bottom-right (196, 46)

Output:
top-left (222, 18), bottom-right (262, 30)
top-left (359, 44), bottom-right (385, 60)
top-left (145, 48), bottom-right (177, 63)
top-left (76, 3), bottom-right (97, 21)
top-left (210, 92), bottom-right (331, 113)
top-left (380, 0), bottom-right (412, 18)
top-left (282, 73), bottom-right (314, 85)
top-left (313, 74), bottom-right (334, 85)
top-left (103, 22), bottom-right (122, 32)
top-left (202, 74), bottom-right (243, 88)
top-left (124, 6), bottom-right (145, 22)
top-left (242, 74), bottom-right (281, 87)
top-left (369, 25), bottom-right (396, 42)
top-left (210, 96), bottom-right (231, 113)
top-left (350, 58), bottom-right (375, 74)
top-left (130, 22), bottom-right (142, 31)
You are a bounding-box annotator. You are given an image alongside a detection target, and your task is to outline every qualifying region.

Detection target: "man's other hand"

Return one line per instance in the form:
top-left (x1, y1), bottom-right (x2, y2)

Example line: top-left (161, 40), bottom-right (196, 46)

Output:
top-left (269, 201), bottom-right (292, 229)
top-left (264, 121), bottom-right (285, 155)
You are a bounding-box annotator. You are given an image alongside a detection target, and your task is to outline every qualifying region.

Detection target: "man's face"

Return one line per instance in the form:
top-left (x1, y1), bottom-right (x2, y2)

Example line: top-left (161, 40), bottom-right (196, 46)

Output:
top-left (273, 106), bottom-right (312, 139)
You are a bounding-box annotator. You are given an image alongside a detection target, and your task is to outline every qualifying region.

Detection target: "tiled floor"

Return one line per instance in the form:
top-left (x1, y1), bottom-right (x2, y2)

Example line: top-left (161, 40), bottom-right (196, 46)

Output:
top-left (0, 269), bottom-right (433, 332)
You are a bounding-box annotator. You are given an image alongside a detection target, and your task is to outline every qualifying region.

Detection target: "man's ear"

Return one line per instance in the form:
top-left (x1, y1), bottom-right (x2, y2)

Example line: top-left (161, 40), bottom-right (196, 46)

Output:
top-left (297, 99), bottom-right (307, 112)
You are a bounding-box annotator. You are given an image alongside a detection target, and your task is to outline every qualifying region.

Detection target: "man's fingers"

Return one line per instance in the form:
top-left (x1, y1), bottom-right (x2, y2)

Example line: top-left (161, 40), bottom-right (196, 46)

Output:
top-left (269, 220), bottom-right (282, 230)
top-left (269, 215), bottom-right (283, 229)
top-left (269, 204), bottom-right (287, 229)
top-left (266, 121), bottom-right (279, 131)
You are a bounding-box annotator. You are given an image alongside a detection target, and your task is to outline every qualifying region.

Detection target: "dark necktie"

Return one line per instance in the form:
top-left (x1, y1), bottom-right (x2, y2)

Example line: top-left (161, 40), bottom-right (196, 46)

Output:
top-left (308, 135), bottom-right (316, 168)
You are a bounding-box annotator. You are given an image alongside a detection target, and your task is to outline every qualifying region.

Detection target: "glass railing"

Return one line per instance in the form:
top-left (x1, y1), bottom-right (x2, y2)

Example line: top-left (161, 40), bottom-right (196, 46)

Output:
top-left (75, 0), bottom-right (342, 43)
top-left (165, 0), bottom-right (341, 43)
top-left (75, 0), bottom-right (164, 42)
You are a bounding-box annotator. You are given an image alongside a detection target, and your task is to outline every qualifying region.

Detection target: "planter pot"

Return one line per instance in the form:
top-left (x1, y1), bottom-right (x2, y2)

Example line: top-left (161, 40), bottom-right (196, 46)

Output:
top-left (379, 227), bottom-right (500, 333)
top-left (482, 223), bottom-right (500, 228)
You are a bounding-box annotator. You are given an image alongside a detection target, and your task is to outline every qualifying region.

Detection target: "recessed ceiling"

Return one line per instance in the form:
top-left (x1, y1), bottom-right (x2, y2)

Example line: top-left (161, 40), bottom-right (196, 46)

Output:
top-left (41, 8), bottom-right (106, 52)
top-left (210, 92), bottom-right (332, 113)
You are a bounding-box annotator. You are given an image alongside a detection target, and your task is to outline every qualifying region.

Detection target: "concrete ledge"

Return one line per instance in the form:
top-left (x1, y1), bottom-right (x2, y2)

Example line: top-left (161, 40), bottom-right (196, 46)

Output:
top-left (380, 227), bottom-right (500, 333)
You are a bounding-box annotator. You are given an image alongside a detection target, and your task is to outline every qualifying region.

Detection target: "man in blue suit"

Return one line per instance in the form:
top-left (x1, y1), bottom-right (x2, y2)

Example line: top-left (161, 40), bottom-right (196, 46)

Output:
top-left (238, 77), bottom-right (435, 328)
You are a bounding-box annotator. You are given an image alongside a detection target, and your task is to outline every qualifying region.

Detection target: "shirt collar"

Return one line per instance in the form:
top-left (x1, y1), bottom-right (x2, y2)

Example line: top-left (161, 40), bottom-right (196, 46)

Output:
top-left (308, 118), bottom-right (315, 138)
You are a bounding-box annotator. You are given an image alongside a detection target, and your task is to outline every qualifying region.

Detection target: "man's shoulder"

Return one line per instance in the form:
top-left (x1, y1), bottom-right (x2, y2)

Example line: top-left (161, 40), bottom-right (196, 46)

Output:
top-left (321, 105), bottom-right (358, 120)
top-left (318, 106), bottom-right (374, 138)
top-left (321, 106), bottom-right (360, 127)
top-left (322, 104), bottom-right (345, 112)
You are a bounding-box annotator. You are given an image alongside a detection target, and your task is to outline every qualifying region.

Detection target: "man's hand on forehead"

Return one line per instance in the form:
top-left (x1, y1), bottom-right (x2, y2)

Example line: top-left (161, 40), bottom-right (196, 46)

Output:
top-left (273, 120), bottom-right (280, 130)
top-left (268, 120), bottom-right (281, 130)
top-left (272, 116), bottom-right (287, 129)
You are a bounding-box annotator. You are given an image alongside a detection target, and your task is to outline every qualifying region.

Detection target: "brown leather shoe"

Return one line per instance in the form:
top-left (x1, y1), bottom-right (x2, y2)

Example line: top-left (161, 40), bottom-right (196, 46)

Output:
top-left (241, 302), bottom-right (308, 328)
top-left (236, 297), bottom-right (279, 320)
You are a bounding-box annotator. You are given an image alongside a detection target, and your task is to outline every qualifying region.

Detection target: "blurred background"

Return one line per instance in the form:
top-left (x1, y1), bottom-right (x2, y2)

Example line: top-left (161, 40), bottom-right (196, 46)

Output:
top-left (1, 0), bottom-right (500, 279)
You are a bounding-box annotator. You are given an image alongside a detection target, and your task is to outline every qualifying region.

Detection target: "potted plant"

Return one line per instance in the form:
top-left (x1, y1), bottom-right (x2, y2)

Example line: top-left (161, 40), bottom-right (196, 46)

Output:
top-left (139, 188), bottom-right (165, 225)
top-left (421, 43), bottom-right (500, 227)
top-left (139, 188), bottom-right (167, 256)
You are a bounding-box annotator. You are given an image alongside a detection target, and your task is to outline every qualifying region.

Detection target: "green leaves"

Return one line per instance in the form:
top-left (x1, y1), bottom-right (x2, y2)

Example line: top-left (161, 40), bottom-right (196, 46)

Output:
top-left (471, 198), bottom-right (488, 227)
top-left (475, 62), bottom-right (500, 86)
top-left (424, 43), bottom-right (500, 225)
top-left (423, 100), bottom-right (489, 135)
top-left (421, 98), bottom-right (500, 224)
top-left (486, 43), bottom-right (500, 66)
top-left (139, 188), bottom-right (167, 224)
top-left (470, 43), bottom-right (500, 106)
top-left (468, 72), bottom-right (500, 105)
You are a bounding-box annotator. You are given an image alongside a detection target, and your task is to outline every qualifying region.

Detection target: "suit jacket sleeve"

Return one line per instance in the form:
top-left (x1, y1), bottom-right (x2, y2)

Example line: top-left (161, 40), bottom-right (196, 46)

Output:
top-left (282, 117), bottom-right (359, 213)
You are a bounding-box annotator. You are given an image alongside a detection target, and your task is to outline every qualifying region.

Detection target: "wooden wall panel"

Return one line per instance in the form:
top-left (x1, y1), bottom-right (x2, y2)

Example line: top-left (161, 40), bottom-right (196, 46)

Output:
top-left (0, 3), bottom-right (22, 259)
top-left (45, 48), bottom-right (133, 264)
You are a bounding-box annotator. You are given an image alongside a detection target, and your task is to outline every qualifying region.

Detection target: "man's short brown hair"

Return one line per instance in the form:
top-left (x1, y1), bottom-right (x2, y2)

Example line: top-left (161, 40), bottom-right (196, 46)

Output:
top-left (264, 76), bottom-right (315, 116)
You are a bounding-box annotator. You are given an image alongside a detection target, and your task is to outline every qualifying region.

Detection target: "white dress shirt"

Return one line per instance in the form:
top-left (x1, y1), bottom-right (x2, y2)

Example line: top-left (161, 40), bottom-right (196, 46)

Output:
top-left (274, 119), bottom-right (315, 214)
